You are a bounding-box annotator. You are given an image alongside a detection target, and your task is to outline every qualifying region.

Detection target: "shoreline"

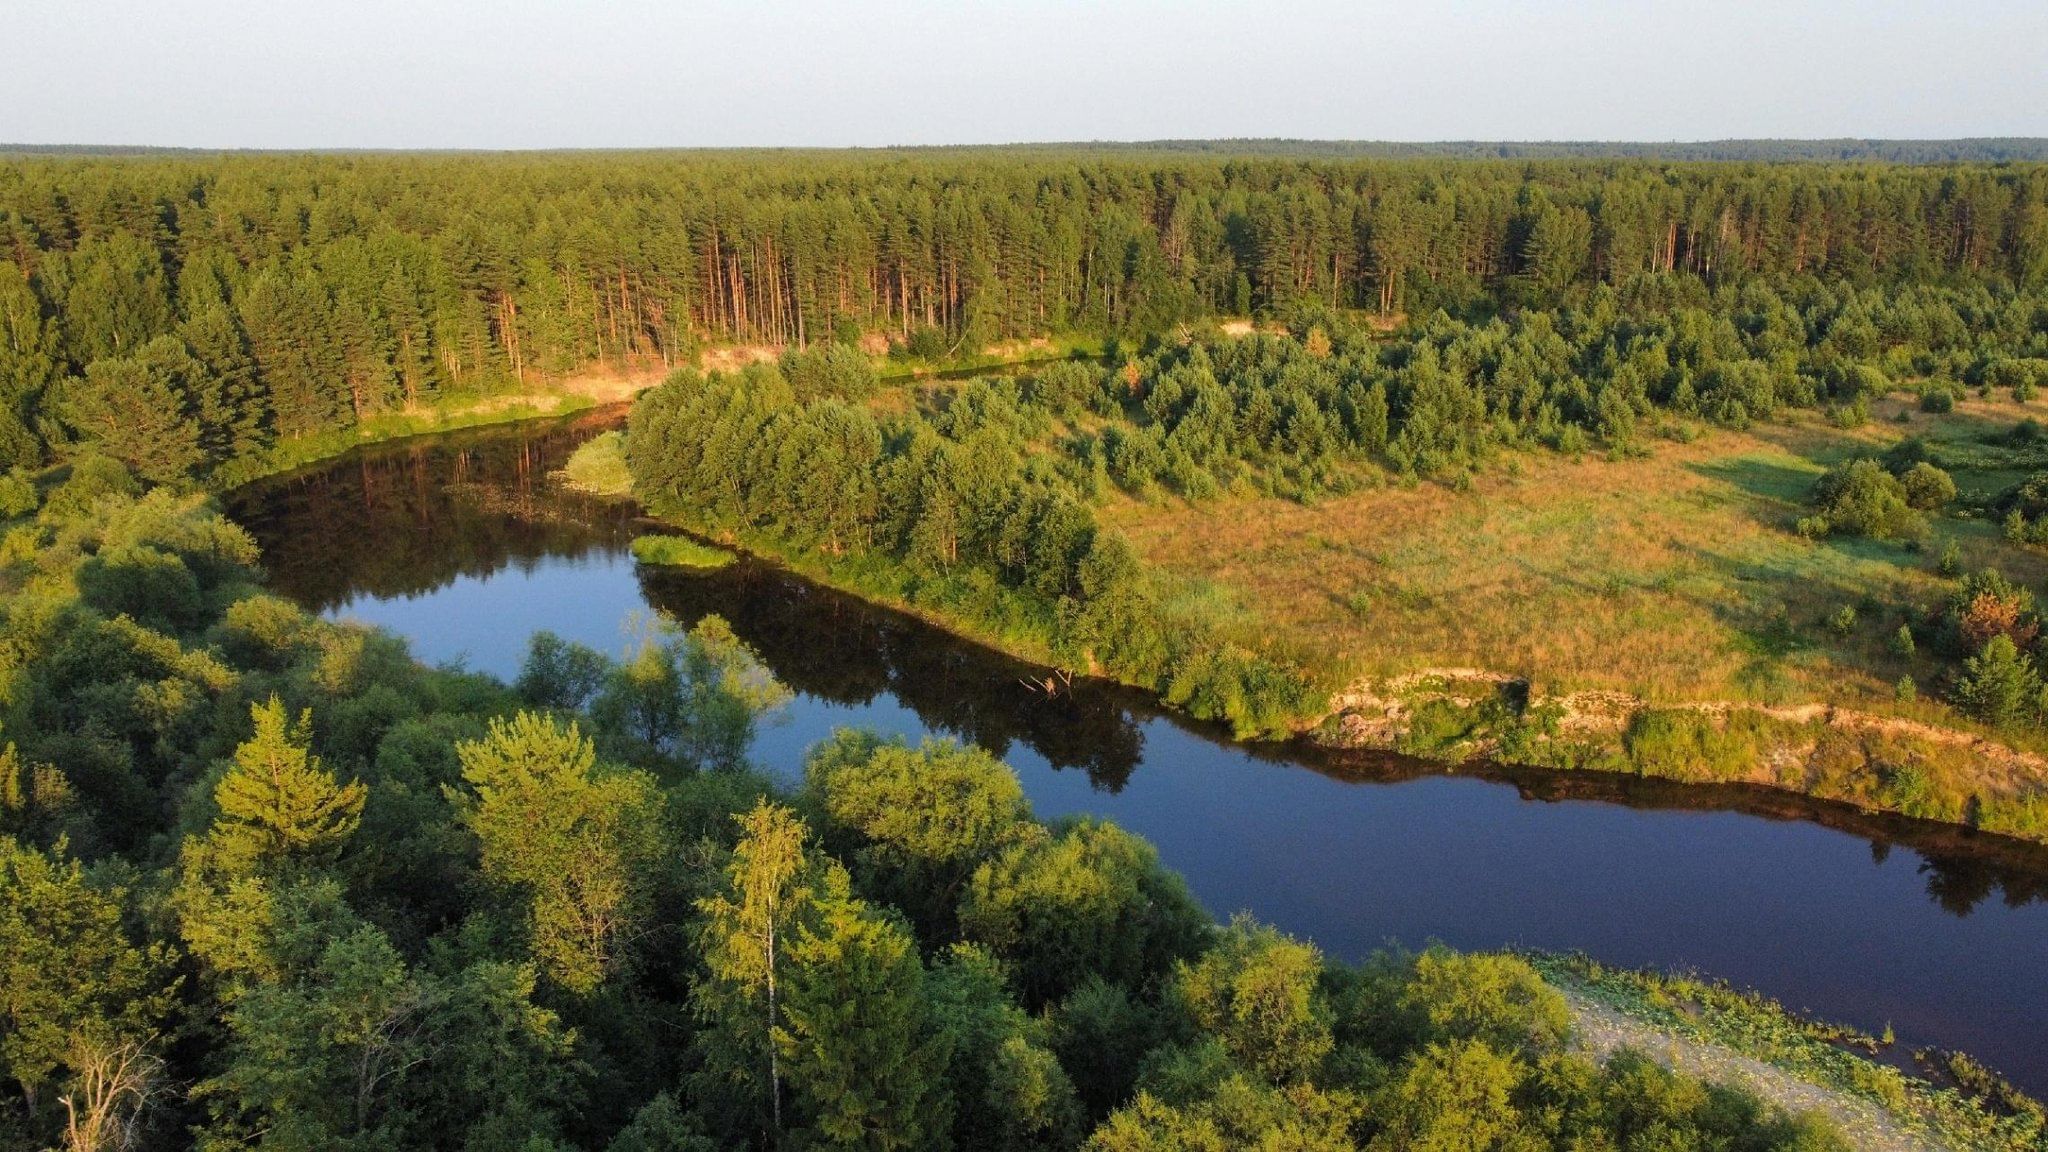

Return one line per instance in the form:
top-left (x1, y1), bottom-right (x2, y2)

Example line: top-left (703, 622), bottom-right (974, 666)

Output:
top-left (209, 340), bottom-right (1113, 494)
top-left (636, 498), bottom-right (2048, 854)
top-left (232, 387), bottom-right (2048, 854)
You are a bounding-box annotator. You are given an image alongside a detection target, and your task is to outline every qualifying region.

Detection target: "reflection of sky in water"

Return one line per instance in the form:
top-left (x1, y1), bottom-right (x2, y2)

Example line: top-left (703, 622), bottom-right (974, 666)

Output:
top-left (325, 549), bottom-right (2048, 1092)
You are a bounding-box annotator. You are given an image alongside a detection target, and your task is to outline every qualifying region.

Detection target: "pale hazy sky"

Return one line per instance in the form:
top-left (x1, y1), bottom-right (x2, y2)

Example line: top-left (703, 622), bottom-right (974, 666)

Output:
top-left (8, 0), bottom-right (2047, 149)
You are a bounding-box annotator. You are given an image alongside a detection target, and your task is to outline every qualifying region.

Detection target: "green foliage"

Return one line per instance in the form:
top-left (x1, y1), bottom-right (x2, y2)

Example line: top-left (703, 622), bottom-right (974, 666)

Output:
top-left (554, 430), bottom-right (635, 497)
top-left (0, 323), bottom-right (1957, 1152)
top-left (205, 697), bottom-right (367, 874)
top-left (0, 837), bottom-right (175, 1108)
top-left (804, 732), bottom-right (1035, 940)
top-left (1802, 458), bottom-right (1925, 540)
top-left (452, 713), bottom-right (665, 995)
top-left (691, 801), bottom-right (834, 1144)
top-left (586, 615), bottom-right (791, 770)
top-left (1162, 642), bottom-right (1322, 740)
top-left (1170, 918), bottom-right (1334, 1085)
top-left (0, 473), bottom-right (36, 519)
top-left (1623, 709), bottom-right (1771, 783)
top-left (1953, 635), bottom-right (2044, 729)
top-left (514, 631), bottom-right (612, 713)
top-left (628, 362), bottom-right (1320, 738)
top-left (777, 888), bottom-right (953, 1150)
top-left (1939, 540), bottom-right (1964, 577)
top-left (929, 944), bottom-right (1082, 1149)
top-left (627, 534), bottom-right (734, 569)
top-left (783, 343), bottom-right (880, 403)
top-left (1899, 461), bottom-right (1958, 511)
top-left (1397, 948), bottom-right (1573, 1056)
top-left (0, 148), bottom-right (2044, 490)
top-left (57, 338), bottom-right (208, 484)
top-left (959, 817), bottom-right (1209, 1008)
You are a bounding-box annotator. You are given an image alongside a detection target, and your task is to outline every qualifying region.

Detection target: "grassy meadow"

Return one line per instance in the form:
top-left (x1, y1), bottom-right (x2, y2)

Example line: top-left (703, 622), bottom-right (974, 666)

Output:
top-left (1105, 394), bottom-right (2048, 736)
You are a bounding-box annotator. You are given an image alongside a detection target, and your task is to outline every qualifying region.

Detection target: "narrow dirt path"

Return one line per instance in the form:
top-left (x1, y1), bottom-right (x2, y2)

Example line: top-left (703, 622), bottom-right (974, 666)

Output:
top-left (1565, 992), bottom-right (1947, 1151)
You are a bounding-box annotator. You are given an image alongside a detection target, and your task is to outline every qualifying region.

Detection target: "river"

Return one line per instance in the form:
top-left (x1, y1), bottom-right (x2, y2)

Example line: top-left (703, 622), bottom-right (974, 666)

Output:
top-left (226, 410), bottom-right (2048, 1094)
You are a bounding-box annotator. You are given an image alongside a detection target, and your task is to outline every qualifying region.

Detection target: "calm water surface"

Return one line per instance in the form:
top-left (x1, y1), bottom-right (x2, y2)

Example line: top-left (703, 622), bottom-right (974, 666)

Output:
top-left (228, 413), bottom-right (2048, 1093)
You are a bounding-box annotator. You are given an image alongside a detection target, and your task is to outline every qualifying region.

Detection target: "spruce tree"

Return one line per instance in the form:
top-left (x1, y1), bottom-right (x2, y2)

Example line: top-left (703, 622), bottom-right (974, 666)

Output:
top-left (207, 697), bottom-right (365, 873)
top-left (779, 893), bottom-right (952, 1151)
top-left (1954, 634), bottom-right (2043, 729)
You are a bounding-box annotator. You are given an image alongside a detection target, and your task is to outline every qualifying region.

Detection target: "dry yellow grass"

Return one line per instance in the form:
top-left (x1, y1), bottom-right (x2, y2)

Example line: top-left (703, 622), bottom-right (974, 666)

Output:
top-left (1103, 396), bottom-right (2048, 719)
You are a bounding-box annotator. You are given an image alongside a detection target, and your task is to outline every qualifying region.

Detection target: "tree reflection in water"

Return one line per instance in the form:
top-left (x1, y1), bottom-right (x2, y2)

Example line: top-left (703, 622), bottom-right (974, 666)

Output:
top-left (229, 411), bottom-right (2048, 922)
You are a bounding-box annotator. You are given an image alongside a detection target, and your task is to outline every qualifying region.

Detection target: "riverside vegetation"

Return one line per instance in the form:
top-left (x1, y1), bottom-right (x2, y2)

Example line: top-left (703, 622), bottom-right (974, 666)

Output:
top-left (9, 147), bottom-right (2047, 830)
top-left (619, 286), bottom-right (2048, 843)
top-left (10, 145), bottom-right (2048, 1145)
top-left (0, 463), bottom-right (1905, 1150)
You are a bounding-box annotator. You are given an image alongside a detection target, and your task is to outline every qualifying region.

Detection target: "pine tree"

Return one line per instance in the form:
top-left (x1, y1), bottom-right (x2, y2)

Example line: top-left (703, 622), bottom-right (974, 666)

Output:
top-left (56, 341), bottom-right (206, 483)
top-left (178, 299), bottom-right (270, 465)
top-left (0, 261), bottom-right (57, 469)
top-left (54, 233), bottom-right (174, 366)
top-left (1953, 634), bottom-right (2043, 729)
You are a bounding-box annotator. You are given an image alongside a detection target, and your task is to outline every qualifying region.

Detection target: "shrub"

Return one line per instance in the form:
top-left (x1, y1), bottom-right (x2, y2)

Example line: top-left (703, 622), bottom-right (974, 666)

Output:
top-left (1937, 541), bottom-right (1962, 577)
top-left (1622, 709), bottom-right (1762, 782)
top-left (0, 474), bottom-right (35, 519)
top-left (1805, 459), bottom-right (1924, 540)
top-left (1832, 362), bottom-right (1892, 402)
top-left (1024, 361), bottom-right (1109, 419)
top-left (1161, 642), bottom-right (1319, 740)
top-left (782, 343), bottom-right (879, 402)
top-left (1897, 462), bottom-right (1956, 511)
top-left (901, 325), bottom-right (951, 361)
top-left (75, 543), bottom-right (205, 632)
top-left (1827, 400), bottom-right (1868, 429)
top-left (1946, 569), bottom-right (2038, 653)
top-left (1826, 605), bottom-right (1858, 635)
top-left (43, 455), bottom-right (137, 516)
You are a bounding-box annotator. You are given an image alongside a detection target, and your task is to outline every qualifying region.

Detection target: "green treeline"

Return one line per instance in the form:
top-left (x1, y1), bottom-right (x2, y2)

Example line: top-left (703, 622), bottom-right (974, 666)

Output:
top-left (3, 150), bottom-right (2048, 482)
top-left (1049, 138), bottom-right (2048, 163)
top-left (0, 464), bottom-right (1861, 1150)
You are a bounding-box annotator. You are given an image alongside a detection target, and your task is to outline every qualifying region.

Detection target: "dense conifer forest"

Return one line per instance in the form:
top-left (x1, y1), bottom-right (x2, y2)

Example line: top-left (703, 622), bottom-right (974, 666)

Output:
top-left (3, 150), bottom-right (2046, 483)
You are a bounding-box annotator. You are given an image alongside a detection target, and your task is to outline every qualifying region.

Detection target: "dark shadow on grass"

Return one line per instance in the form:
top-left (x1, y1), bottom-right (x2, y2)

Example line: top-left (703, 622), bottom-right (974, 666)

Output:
top-left (1686, 452), bottom-right (1818, 507)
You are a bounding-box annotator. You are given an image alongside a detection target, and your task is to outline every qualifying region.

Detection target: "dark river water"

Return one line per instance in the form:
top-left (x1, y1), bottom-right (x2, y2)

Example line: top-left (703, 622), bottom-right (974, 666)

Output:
top-left (227, 411), bottom-right (2048, 1093)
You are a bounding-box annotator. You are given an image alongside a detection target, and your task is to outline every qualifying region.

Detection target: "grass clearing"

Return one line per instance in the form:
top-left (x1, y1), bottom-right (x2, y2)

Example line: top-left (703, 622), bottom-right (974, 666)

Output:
top-left (553, 430), bottom-right (634, 497)
top-left (1104, 395), bottom-right (2048, 725)
top-left (630, 534), bottom-right (737, 569)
